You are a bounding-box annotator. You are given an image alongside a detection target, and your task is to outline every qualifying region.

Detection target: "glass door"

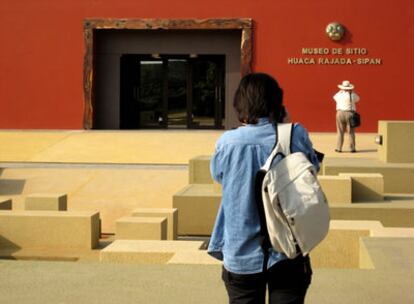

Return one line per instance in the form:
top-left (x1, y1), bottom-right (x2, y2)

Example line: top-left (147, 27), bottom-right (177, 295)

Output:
top-left (189, 55), bottom-right (225, 129)
top-left (120, 55), bottom-right (164, 129)
top-left (120, 54), bottom-right (225, 129)
top-left (137, 59), bottom-right (164, 128)
top-left (167, 59), bottom-right (188, 128)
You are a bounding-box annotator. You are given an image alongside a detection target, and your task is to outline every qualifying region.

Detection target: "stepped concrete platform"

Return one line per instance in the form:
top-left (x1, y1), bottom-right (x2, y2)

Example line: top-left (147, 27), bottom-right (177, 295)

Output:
top-left (24, 193), bottom-right (67, 211)
top-left (173, 184), bottom-right (221, 236)
top-left (0, 234), bottom-right (115, 261)
top-left (0, 167), bottom-right (187, 233)
top-left (189, 155), bottom-right (213, 184)
top-left (173, 182), bottom-right (414, 234)
top-left (312, 220), bottom-right (414, 269)
top-left (100, 240), bottom-right (207, 264)
top-left (312, 223), bottom-right (371, 269)
top-left (0, 243), bottom-right (106, 262)
top-left (0, 130), bottom-right (380, 234)
top-left (98, 220), bottom-right (414, 269)
top-left (339, 173), bottom-right (384, 202)
top-left (131, 208), bottom-right (178, 240)
top-left (318, 175), bottom-right (352, 204)
top-left (0, 210), bottom-right (100, 250)
top-left (168, 250), bottom-right (222, 265)
top-left (116, 216), bottom-right (167, 240)
top-left (330, 200), bottom-right (414, 227)
top-left (378, 120), bottom-right (414, 163)
top-left (323, 157), bottom-right (414, 193)
top-left (4, 219), bottom-right (411, 270)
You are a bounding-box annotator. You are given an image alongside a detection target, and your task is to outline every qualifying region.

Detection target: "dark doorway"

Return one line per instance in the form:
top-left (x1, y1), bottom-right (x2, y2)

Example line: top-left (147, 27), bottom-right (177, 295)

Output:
top-left (120, 55), bottom-right (225, 129)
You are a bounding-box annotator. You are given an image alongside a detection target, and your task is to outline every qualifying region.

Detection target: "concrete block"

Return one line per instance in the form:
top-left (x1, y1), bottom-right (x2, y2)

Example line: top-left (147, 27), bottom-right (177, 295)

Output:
top-left (100, 240), bottom-right (204, 264)
top-left (116, 216), bottom-right (167, 240)
top-left (311, 220), bottom-right (414, 269)
top-left (131, 208), bottom-right (178, 240)
top-left (173, 184), bottom-right (221, 236)
top-left (25, 193), bottom-right (67, 211)
top-left (189, 156), bottom-right (213, 184)
top-left (168, 251), bottom-right (222, 265)
top-left (371, 227), bottom-right (414, 238)
top-left (373, 167), bottom-right (414, 194)
top-left (310, 220), bottom-right (372, 268)
top-left (360, 237), bottom-right (414, 271)
top-left (0, 198), bottom-right (12, 210)
top-left (378, 120), bottom-right (414, 163)
top-left (318, 175), bottom-right (352, 204)
top-left (0, 210), bottom-right (100, 249)
top-left (329, 220), bottom-right (383, 233)
top-left (323, 157), bottom-right (414, 194)
top-left (339, 173), bottom-right (384, 202)
top-left (329, 201), bottom-right (414, 227)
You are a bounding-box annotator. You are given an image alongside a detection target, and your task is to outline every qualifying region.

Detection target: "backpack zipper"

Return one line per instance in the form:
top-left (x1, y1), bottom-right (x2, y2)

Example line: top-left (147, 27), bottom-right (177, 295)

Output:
top-left (277, 200), bottom-right (300, 254)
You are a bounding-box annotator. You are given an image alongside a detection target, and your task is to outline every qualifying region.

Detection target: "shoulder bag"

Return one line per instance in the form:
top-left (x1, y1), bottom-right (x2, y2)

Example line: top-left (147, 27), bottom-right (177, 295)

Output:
top-left (349, 92), bottom-right (361, 128)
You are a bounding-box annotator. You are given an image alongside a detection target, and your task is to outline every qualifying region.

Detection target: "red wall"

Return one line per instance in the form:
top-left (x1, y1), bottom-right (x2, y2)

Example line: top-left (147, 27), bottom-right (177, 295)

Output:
top-left (1, 0), bottom-right (413, 131)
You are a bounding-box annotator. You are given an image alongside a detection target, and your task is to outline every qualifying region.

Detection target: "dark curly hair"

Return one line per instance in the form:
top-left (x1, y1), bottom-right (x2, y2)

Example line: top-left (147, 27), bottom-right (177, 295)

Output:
top-left (233, 73), bottom-right (284, 124)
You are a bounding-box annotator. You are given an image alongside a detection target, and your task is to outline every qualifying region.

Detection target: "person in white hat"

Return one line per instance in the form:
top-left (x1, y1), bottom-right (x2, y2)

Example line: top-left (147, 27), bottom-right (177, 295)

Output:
top-left (333, 80), bottom-right (360, 152)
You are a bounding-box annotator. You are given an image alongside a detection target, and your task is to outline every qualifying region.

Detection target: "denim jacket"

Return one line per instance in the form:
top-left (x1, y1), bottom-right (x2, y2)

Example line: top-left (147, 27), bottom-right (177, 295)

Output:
top-left (207, 118), bottom-right (320, 274)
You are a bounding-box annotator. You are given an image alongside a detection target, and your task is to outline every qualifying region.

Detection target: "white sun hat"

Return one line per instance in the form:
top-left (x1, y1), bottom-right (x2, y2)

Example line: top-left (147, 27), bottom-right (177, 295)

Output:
top-left (338, 80), bottom-right (354, 90)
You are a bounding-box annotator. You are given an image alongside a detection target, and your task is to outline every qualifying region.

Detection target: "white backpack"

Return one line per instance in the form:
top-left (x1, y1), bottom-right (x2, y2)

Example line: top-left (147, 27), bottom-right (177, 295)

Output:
top-left (257, 123), bottom-right (330, 259)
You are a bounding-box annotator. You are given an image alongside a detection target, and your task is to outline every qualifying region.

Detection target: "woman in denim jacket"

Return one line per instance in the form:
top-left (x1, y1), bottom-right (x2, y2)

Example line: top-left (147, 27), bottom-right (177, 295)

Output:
top-left (208, 73), bottom-right (319, 304)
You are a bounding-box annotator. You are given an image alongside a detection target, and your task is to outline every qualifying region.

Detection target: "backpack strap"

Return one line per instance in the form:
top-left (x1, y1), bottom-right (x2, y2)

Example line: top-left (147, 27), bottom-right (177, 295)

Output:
top-left (255, 123), bottom-right (293, 271)
top-left (277, 123), bottom-right (293, 156)
top-left (262, 123), bottom-right (293, 171)
top-left (254, 169), bottom-right (272, 272)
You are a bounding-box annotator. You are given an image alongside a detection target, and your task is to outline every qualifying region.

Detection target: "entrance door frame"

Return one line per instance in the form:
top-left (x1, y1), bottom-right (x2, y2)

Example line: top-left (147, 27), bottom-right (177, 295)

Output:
top-left (83, 18), bottom-right (253, 129)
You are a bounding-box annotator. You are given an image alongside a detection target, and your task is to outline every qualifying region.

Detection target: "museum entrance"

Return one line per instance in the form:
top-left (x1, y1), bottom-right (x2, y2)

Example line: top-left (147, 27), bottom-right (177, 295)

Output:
top-left (120, 54), bottom-right (225, 129)
top-left (91, 26), bottom-right (245, 129)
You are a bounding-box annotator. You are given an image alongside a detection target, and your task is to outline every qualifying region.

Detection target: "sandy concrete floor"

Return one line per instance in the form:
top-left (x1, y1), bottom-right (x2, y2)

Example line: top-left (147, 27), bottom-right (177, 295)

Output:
top-left (0, 130), bottom-right (379, 164)
top-left (0, 130), bottom-right (222, 164)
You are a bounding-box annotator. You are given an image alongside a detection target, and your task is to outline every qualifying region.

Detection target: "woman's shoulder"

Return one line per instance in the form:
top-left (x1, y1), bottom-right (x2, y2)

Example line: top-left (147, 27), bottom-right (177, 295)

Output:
top-left (291, 123), bottom-right (311, 142)
top-left (292, 122), bottom-right (307, 134)
top-left (216, 127), bottom-right (241, 146)
top-left (216, 123), bottom-right (274, 149)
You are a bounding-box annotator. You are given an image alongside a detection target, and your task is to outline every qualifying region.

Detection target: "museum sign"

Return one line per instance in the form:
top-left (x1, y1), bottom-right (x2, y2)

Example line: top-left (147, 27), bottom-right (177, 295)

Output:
top-left (288, 47), bottom-right (382, 65)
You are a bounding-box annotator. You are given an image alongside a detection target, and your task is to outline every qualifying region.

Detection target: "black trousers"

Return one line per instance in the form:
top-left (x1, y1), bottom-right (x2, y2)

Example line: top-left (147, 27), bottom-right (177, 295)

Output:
top-left (222, 255), bottom-right (312, 304)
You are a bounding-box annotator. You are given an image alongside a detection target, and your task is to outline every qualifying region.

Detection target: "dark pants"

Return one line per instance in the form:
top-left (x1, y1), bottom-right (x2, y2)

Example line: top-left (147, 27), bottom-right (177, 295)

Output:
top-left (222, 255), bottom-right (312, 304)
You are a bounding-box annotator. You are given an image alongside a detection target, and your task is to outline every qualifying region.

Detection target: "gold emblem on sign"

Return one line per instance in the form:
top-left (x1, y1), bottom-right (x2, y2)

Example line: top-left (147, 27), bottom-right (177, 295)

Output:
top-left (326, 22), bottom-right (345, 41)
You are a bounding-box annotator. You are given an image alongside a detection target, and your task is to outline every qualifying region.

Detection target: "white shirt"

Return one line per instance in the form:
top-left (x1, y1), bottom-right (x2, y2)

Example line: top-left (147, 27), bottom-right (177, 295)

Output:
top-left (333, 90), bottom-right (360, 111)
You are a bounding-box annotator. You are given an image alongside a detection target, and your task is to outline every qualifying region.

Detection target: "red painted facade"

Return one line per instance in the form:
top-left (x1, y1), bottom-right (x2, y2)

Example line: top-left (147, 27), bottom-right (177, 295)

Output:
top-left (0, 0), bottom-right (413, 131)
